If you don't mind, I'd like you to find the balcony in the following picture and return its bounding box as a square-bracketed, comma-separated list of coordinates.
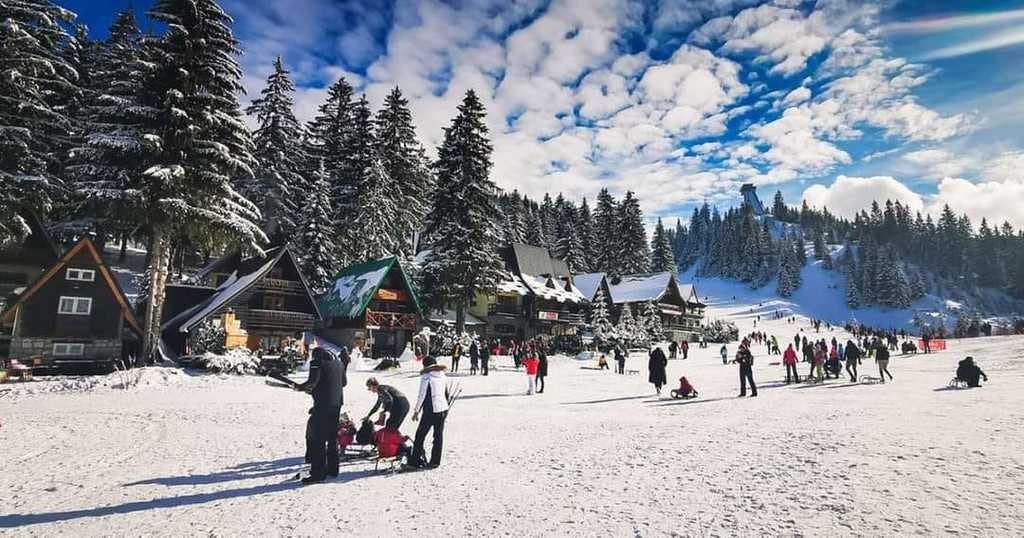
[366, 309, 418, 330]
[488, 303, 522, 317]
[244, 309, 315, 331]
[257, 278, 305, 294]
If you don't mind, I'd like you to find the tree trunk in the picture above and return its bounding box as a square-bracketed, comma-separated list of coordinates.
[142, 226, 171, 363]
[455, 301, 465, 336]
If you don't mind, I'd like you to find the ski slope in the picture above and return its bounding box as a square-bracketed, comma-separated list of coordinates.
[2, 301, 1023, 536]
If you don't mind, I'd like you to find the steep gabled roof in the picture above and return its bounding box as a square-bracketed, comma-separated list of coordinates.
[164, 246, 319, 333]
[572, 272, 607, 301]
[318, 257, 423, 319]
[608, 272, 674, 304]
[0, 237, 142, 334]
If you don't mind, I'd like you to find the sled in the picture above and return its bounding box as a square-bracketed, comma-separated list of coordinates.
[858, 375, 883, 384]
[947, 378, 968, 390]
[669, 389, 698, 400]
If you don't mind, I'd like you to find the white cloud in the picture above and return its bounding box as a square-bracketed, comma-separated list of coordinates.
[801, 175, 924, 218]
[929, 177, 1024, 229]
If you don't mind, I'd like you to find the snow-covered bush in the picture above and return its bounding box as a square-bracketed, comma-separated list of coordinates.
[704, 319, 739, 343]
[190, 319, 226, 354]
[203, 348, 260, 375]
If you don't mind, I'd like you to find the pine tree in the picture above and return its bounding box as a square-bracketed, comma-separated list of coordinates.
[577, 198, 597, 270]
[539, 193, 556, 248]
[305, 76, 356, 259]
[351, 157, 398, 259]
[616, 303, 639, 347]
[846, 267, 861, 309]
[588, 286, 615, 345]
[525, 207, 545, 247]
[650, 218, 676, 273]
[375, 86, 433, 254]
[420, 90, 505, 334]
[65, 6, 155, 249]
[593, 188, 618, 273]
[338, 94, 380, 264]
[795, 234, 808, 266]
[617, 191, 650, 276]
[641, 300, 664, 345]
[776, 237, 796, 297]
[298, 162, 337, 294]
[139, 0, 265, 360]
[245, 57, 304, 241]
[772, 190, 787, 220]
[0, 0, 79, 246]
[555, 216, 587, 273]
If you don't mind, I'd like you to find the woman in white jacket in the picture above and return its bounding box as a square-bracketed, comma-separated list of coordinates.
[410, 357, 450, 469]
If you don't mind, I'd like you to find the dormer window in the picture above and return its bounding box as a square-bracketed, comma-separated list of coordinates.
[66, 268, 95, 282]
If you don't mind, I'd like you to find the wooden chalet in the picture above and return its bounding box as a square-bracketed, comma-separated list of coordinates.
[317, 257, 423, 358]
[604, 272, 706, 342]
[160, 246, 320, 356]
[0, 237, 142, 370]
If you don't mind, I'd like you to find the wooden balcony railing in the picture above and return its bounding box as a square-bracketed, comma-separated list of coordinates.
[257, 278, 305, 294]
[366, 309, 418, 330]
[244, 309, 315, 330]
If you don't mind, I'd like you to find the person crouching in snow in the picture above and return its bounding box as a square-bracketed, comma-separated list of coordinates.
[783, 343, 799, 384]
[363, 378, 410, 430]
[523, 350, 540, 395]
[409, 357, 450, 469]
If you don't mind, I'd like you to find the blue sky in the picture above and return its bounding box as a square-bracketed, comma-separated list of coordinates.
[67, 0, 1024, 229]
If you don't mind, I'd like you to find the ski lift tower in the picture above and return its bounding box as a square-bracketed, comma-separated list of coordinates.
[740, 183, 766, 216]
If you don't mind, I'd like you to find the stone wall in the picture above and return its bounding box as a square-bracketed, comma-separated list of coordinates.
[9, 337, 122, 363]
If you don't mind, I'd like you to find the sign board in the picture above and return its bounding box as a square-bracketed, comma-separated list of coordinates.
[375, 288, 402, 301]
[537, 311, 559, 321]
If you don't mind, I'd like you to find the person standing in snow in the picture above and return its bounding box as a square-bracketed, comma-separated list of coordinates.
[295, 347, 346, 484]
[648, 345, 668, 395]
[844, 340, 861, 382]
[450, 341, 463, 373]
[668, 340, 678, 359]
[469, 341, 480, 375]
[409, 357, 450, 469]
[720, 344, 729, 365]
[536, 345, 548, 394]
[875, 342, 894, 383]
[733, 342, 757, 397]
[614, 345, 626, 375]
[813, 342, 827, 382]
[783, 343, 799, 384]
[681, 340, 689, 360]
[480, 341, 490, 376]
[523, 350, 540, 395]
[793, 334, 800, 352]
[363, 378, 410, 430]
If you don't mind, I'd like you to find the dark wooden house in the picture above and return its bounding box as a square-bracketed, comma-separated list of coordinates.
[160, 246, 320, 355]
[606, 272, 706, 342]
[0, 237, 142, 369]
[317, 257, 423, 358]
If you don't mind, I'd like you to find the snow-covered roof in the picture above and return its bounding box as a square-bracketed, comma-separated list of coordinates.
[172, 252, 282, 333]
[573, 272, 606, 301]
[520, 274, 587, 303]
[496, 271, 530, 296]
[608, 272, 673, 304]
[318, 257, 423, 319]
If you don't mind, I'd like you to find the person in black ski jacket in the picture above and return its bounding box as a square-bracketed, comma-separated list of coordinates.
[537, 347, 549, 393]
[956, 357, 988, 387]
[450, 342, 462, 373]
[844, 340, 861, 382]
[296, 347, 347, 484]
[614, 345, 626, 374]
[364, 378, 410, 430]
[875, 342, 893, 382]
[648, 346, 668, 395]
[469, 342, 480, 375]
[733, 343, 757, 397]
[480, 342, 490, 376]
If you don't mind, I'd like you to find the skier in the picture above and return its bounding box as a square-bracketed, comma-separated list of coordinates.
[733, 342, 757, 397]
[469, 341, 480, 375]
[844, 340, 861, 382]
[450, 341, 462, 373]
[875, 342, 893, 383]
[536, 344, 549, 393]
[295, 347, 346, 484]
[956, 357, 988, 387]
[409, 357, 450, 470]
[614, 345, 626, 374]
[720, 343, 729, 365]
[783, 343, 799, 384]
[648, 345, 668, 395]
[480, 341, 490, 376]
[363, 378, 410, 430]
[523, 350, 540, 395]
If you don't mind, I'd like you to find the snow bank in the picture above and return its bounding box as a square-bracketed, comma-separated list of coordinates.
[202, 348, 260, 375]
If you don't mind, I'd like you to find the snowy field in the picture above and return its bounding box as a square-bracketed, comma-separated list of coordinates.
[2, 310, 1024, 536]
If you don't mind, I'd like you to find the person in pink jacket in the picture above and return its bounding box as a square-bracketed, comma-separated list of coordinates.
[783, 344, 800, 384]
[813, 343, 827, 382]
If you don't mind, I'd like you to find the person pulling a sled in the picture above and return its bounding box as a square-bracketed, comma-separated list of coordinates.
[364, 378, 410, 430]
[409, 357, 450, 470]
[956, 357, 988, 387]
[295, 347, 347, 484]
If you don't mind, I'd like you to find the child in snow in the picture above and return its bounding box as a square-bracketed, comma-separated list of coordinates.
[523, 352, 540, 394]
[598, 354, 610, 370]
[672, 376, 698, 399]
[720, 344, 729, 365]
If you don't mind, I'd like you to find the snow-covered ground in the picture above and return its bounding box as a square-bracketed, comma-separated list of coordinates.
[2, 307, 1024, 536]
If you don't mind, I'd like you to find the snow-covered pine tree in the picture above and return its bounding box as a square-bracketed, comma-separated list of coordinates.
[304, 76, 356, 260]
[641, 300, 664, 345]
[813, 230, 827, 260]
[650, 217, 676, 273]
[555, 208, 587, 273]
[593, 188, 618, 273]
[795, 234, 808, 266]
[0, 0, 79, 246]
[616, 303, 639, 347]
[539, 193, 556, 249]
[525, 208, 546, 248]
[139, 0, 265, 361]
[616, 191, 650, 276]
[577, 198, 597, 271]
[776, 236, 795, 297]
[419, 90, 505, 334]
[846, 266, 861, 308]
[65, 6, 157, 249]
[298, 162, 337, 294]
[337, 94, 381, 264]
[351, 157, 398, 259]
[375, 86, 433, 254]
[245, 56, 305, 242]
[588, 286, 615, 345]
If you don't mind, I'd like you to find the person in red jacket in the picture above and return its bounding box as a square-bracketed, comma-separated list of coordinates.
[783, 343, 800, 384]
[522, 351, 540, 395]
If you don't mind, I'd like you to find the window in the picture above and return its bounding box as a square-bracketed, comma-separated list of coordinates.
[58, 296, 92, 315]
[66, 268, 95, 282]
[263, 294, 285, 309]
[53, 343, 85, 356]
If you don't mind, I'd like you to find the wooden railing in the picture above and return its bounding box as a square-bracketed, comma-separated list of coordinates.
[257, 278, 305, 294]
[366, 309, 418, 330]
[245, 309, 315, 330]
